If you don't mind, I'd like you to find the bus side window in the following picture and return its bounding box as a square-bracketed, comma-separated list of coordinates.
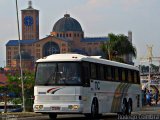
[128, 70, 132, 83]
[98, 64, 104, 80]
[115, 68, 119, 81]
[104, 66, 107, 81]
[82, 62, 90, 86]
[90, 63, 97, 79]
[131, 70, 134, 83]
[136, 71, 140, 84]
[122, 69, 125, 82]
[125, 70, 128, 82]
[105, 66, 112, 81]
[111, 67, 115, 81]
[134, 71, 137, 83]
[118, 68, 122, 81]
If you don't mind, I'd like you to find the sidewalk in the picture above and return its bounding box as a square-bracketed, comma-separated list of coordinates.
[141, 101, 160, 112]
[0, 112, 44, 118]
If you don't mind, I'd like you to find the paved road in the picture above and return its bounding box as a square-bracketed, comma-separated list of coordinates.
[19, 115, 116, 120]
[0, 106, 160, 120]
[2, 110, 160, 120]
[1, 114, 117, 120]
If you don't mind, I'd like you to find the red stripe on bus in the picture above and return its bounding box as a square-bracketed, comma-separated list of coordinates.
[47, 87, 60, 93]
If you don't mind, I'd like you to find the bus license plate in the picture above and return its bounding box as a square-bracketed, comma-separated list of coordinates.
[51, 106, 60, 110]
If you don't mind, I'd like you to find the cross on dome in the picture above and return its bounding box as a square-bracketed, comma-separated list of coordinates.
[28, 1, 32, 8]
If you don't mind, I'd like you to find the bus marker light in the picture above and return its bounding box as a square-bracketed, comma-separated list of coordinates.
[68, 105, 79, 110]
[73, 105, 79, 110]
[72, 56, 77, 58]
[34, 105, 43, 110]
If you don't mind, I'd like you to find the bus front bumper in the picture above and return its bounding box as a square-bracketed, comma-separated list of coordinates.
[33, 103, 83, 113]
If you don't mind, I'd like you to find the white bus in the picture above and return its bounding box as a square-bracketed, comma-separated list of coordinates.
[33, 54, 141, 119]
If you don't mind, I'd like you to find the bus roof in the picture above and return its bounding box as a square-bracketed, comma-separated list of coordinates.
[36, 53, 87, 62]
[36, 53, 139, 71]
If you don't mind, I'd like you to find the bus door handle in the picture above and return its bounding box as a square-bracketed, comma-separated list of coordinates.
[95, 81, 100, 90]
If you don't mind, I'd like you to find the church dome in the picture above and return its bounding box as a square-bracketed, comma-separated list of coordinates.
[52, 14, 83, 32]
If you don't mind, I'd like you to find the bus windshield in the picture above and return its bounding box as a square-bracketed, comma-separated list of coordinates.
[35, 62, 82, 86]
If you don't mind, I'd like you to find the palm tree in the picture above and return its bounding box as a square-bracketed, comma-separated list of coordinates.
[101, 33, 117, 60]
[101, 33, 137, 63]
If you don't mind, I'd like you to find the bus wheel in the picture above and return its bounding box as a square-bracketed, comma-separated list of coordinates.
[121, 98, 128, 115]
[49, 113, 57, 120]
[91, 98, 99, 118]
[127, 98, 132, 115]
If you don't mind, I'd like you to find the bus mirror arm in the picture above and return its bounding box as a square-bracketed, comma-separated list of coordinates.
[83, 82, 89, 87]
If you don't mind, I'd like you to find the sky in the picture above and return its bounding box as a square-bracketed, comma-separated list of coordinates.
[0, 0, 160, 67]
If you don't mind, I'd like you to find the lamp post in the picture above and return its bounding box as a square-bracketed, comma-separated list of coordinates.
[15, 0, 25, 112]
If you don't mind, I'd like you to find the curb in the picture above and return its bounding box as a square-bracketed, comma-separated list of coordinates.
[0, 112, 44, 118]
[141, 106, 160, 112]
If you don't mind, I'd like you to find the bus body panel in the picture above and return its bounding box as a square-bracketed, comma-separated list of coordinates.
[34, 81, 141, 114]
[34, 86, 83, 113]
[127, 84, 142, 111]
[87, 80, 141, 113]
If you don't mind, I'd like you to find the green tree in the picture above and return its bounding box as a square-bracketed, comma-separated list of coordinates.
[23, 71, 35, 111]
[2, 70, 35, 111]
[7, 74, 21, 97]
[101, 33, 137, 63]
[141, 64, 159, 73]
[0, 67, 4, 71]
[150, 64, 159, 73]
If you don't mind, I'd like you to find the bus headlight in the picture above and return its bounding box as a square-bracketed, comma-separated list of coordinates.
[34, 105, 43, 110]
[68, 105, 79, 110]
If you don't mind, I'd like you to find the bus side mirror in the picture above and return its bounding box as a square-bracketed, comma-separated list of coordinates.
[83, 80, 90, 87]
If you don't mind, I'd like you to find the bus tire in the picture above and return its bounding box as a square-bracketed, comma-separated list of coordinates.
[127, 98, 132, 115]
[121, 98, 128, 115]
[49, 113, 57, 120]
[91, 98, 99, 118]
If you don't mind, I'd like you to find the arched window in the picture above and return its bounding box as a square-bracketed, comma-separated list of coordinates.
[43, 42, 60, 57]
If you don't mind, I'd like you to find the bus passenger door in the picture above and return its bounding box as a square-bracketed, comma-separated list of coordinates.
[82, 62, 92, 113]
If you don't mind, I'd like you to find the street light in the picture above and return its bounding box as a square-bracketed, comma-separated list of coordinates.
[15, 0, 25, 112]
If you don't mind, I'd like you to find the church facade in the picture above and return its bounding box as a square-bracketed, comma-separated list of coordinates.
[6, 1, 131, 70]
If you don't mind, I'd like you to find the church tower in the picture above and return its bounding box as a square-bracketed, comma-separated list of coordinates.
[21, 1, 39, 40]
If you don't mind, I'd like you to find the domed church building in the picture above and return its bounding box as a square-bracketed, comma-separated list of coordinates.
[6, 1, 132, 70]
[5, 1, 108, 70]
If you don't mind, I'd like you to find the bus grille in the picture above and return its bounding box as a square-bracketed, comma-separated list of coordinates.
[36, 95, 77, 102]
